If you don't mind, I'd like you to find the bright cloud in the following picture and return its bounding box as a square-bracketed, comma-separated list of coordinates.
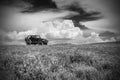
[1, 20, 117, 45]
[6, 29, 37, 40]
[66, 32, 104, 45]
[45, 20, 82, 39]
[104, 37, 116, 42]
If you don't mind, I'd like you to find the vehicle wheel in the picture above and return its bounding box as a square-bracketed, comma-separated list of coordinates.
[39, 42, 42, 45]
[44, 43, 47, 45]
[26, 40, 31, 45]
[27, 43, 30, 45]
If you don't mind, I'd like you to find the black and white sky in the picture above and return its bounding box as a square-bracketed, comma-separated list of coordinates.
[0, 0, 120, 45]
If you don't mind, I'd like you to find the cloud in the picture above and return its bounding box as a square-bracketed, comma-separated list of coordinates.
[0, 20, 82, 45]
[21, 0, 102, 23]
[87, 32, 104, 43]
[67, 32, 104, 44]
[62, 2, 102, 22]
[0, 29, 37, 45]
[99, 31, 116, 37]
[1, 20, 117, 45]
[72, 20, 89, 30]
[22, 0, 57, 12]
[116, 36, 120, 41]
[6, 29, 37, 40]
[104, 37, 116, 42]
[82, 19, 113, 31]
[99, 31, 118, 40]
[42, 20, 83, 40]
[71, 32, 118, 44]
[48, 31, 117, 45]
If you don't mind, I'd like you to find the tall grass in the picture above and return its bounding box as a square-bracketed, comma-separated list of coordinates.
[0, 43, 120, 80]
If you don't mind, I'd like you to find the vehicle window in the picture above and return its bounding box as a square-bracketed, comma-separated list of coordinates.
[36, 35, 40, 38]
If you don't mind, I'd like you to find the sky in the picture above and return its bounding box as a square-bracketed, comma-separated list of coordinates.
[0, 0, 120, 45]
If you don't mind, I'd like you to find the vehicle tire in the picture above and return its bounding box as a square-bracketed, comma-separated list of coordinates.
[39, 42, 42, 45]
[44, 43, 47, 45]
[26, 40, 31, 45]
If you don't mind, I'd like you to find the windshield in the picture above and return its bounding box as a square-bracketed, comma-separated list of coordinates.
[36, 35, 41, 38]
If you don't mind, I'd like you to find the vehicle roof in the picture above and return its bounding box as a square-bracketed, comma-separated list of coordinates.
[27, 35, 41, 38]
[27, 35, 40, 36]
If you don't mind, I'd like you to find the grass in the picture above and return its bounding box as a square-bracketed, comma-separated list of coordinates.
[0, 42, 120, 80]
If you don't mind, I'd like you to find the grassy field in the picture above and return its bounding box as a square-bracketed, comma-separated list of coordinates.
[0, 42, 120, 80]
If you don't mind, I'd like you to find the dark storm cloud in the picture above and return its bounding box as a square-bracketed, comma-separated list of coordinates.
[0, 0, 57, 12]
[22, 0, 57, 12]
[0, 0, 28, 7]
[0, 0, 15, 5]
[100, 31, 116, 37]
[61, 2, 102, 29]
[72, 20, 89, 30]
[99, 31, 119, 40]
[63, 2, 102, 21]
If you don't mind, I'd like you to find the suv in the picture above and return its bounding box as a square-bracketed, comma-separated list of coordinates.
[25, 35, 48, 45]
